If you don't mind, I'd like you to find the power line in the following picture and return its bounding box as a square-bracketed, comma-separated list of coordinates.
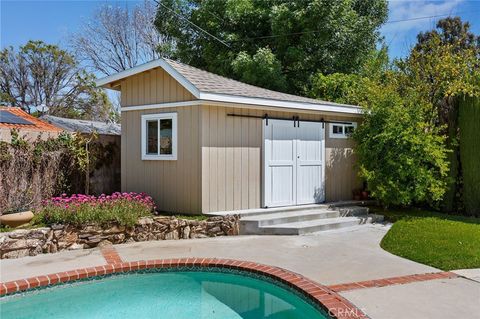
[153, 2, 477, 47]
[154, 0, 231, 48]
[229, 11, 479, 43]
[386, 12, 471, 24]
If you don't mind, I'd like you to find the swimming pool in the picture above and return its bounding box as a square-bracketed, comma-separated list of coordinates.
[1, 271, 329, 319]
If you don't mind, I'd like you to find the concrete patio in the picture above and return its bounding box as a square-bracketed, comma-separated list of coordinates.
[1, 224, 479, 319]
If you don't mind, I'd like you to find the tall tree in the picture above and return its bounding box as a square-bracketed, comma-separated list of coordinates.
[155, 0, 388, 94]
[0, 41, 114, 120]
[402, 17, 480, 125]
[399, 17, 480, 212]
[308, 46, 390, 105]
[459, 96, 480, 217]
[416, 17, 480, 54]
[71, 1, 165, 76]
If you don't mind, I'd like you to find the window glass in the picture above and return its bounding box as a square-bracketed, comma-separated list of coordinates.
[142, 113, 177, 160]
[345, 125, 355, 135]
[330, 122, 356, 139]
[160, 119, 173, 155]
[146, 120, 158, 155]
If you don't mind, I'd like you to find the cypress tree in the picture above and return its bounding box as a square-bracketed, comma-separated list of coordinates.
[459, 96, 480, 217]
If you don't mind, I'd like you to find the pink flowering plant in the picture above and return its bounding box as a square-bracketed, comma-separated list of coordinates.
[33, 192, 156, 227]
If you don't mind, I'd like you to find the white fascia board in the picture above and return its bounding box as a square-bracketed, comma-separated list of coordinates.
[96, 59, 200, 98]
[122, 97, 362, 115]
[199, 93, 362, 115]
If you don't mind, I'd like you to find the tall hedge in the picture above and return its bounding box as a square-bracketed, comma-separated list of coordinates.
[459, 96, 480, 217]
[441, 104, 460, 213]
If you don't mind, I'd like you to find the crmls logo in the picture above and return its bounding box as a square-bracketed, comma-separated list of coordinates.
[328, 307, 367, 317]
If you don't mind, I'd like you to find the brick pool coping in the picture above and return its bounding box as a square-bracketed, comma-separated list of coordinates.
[0, 257, 367, 319]
[327, 271, 458, 292]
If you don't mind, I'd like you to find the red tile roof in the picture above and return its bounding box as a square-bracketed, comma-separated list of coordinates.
[0, 107, 62, 132]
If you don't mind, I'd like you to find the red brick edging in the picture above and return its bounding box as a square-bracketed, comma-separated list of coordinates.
[100, 246, 123, 264]
[0, 257, 367, 319]
[328, 271, 458, 292]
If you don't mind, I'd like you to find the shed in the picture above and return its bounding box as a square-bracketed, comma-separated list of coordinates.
[97, 58, 363, 214]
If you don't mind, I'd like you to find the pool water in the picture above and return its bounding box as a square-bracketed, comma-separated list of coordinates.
[0, 271, 328, 319]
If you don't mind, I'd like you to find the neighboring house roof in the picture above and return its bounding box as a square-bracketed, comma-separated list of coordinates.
[0, 107, 62, 132]
[96, 58, 361, 115]
[41, 115, 121, 136]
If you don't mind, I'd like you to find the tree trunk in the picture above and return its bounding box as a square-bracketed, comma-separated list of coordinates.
[85, 142, 90, 195]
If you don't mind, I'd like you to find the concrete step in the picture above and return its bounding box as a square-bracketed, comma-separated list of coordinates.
[258, 215, 379, 235]
[240, 209, 340, 234]
[207, 201, 382, 236]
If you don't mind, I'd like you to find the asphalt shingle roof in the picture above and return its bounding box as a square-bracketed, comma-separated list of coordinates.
[97, 58, 360, 110]
[163, 59, 352, 107]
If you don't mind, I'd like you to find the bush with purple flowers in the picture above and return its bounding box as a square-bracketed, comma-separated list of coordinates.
[33, 192, 156, 226]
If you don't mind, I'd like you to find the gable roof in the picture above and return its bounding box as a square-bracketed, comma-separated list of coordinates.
[97, 58, 361, 114]
[0, 107, 62, 132]
[41, 115, 121, 136]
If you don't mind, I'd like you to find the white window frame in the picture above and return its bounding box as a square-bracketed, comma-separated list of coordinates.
[141, 112, 177, 160]
[329, 122, 357, 139]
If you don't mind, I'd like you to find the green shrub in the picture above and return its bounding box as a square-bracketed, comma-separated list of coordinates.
[353, 87, 450, 207]
[33, 193, 155, 227]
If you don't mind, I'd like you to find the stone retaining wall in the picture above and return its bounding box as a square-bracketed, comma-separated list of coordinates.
[0, 215, 239, 259]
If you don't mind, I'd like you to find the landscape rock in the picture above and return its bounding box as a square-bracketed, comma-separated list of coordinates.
[68, 243, 84, 250]
[165, 230, 179, 240]
[3, 248, 30, 258]
[8, 230, 29, 239]
[0, 214, 239, 259]
[182, 226, 190, 239]
[97, 240, 112, 248]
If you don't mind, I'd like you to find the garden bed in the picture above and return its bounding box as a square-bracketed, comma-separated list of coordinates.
[0, 192, 239, 259]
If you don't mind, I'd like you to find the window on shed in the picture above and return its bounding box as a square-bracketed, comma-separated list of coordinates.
[141, 113, 177, 160]
[329, 122, 357, 139]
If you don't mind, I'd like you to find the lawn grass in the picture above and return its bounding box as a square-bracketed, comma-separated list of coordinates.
[370, 207, 480, 271]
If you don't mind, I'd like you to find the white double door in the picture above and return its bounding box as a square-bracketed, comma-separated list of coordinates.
[263, 119, 325, 207]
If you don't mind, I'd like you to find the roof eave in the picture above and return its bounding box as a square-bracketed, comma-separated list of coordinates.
[199, 93, 362, 115]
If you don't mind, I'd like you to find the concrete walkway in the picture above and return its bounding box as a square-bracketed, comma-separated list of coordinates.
[1, 224, 479, 319]
[452, 268, 480, 283]
[113, 224, 438, 285]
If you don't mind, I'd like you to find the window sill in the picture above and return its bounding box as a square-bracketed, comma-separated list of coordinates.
[141, 155, 177, 161]
[329, 135, 351, 139]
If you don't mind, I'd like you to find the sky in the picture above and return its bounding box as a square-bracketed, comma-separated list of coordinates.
[1, 0, 480, 62]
